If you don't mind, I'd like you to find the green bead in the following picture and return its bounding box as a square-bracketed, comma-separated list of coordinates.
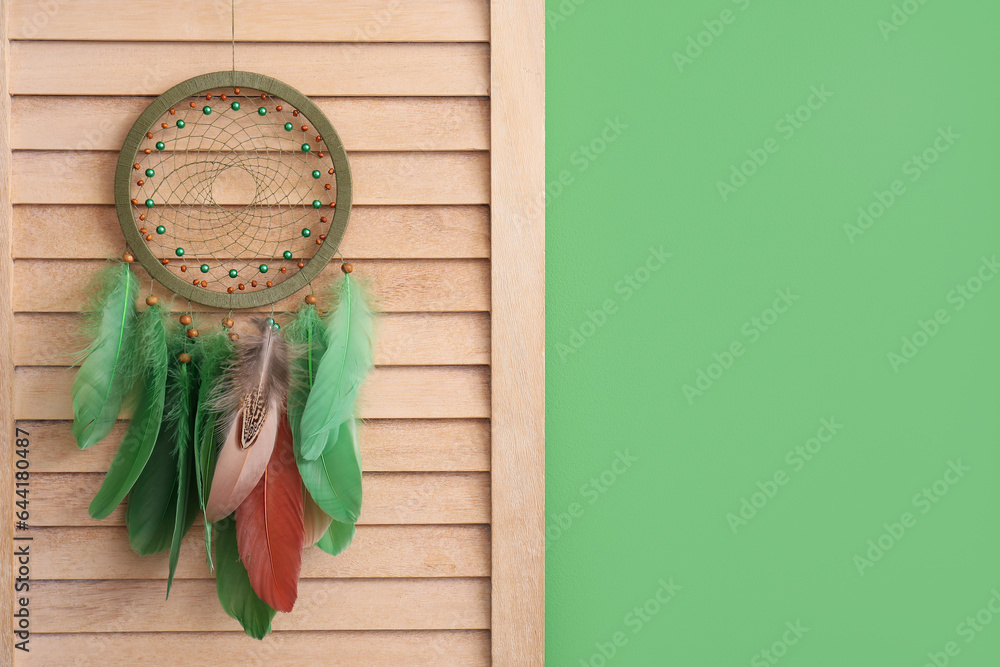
[311, 200, 321, 209]
[283, 250, 293, 260]
[231, 101, 240, 110]
[156, 225, 166, 234]
[258, 107, 267, 116]
[145, 168, 154, 178]
[203, 106, 212, 115]
[155, 141, 165, 150]
[145, 199, 155, 208]
[301, 143, 311, 153]
[176, 119, 185, 128]
[229, 269, 238, 278]
[200, 264, 210, 273]
[259, 264, 269, 274]
[284, 122, 293, 131]
[265, 317, 276, 327]
[301, 228, 311, 238]
[175, 248, 185, 257]
[312, 170, 321, 179]
[272, 322, 280, 330]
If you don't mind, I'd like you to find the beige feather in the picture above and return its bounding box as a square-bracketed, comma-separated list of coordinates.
[205, 400, 280, 522]
[302, 489, 334, 546]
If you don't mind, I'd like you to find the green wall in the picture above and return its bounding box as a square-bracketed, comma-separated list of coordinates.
[545, 0, 1000, 664]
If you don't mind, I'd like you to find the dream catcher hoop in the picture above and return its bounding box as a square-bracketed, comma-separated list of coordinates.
[116, 70, 353, 308]
[71, 68, 374, 640]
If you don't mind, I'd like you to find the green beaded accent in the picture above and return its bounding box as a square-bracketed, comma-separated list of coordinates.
[145, 168, 155, 178]
[283, 250, 293, 260]
[284, 122, 293, 131]
[145, 199, 155, 208]
[175, 248, 185, 257]
[311, 200, 322, 209]
[203, 106, 212, 115]
[301, 143, 311, 152]
[301, 228, 311, 238]
[156, 225, 166, 234]
[229, 269, 238, 278]
[265, 317, 276, 327]
[176, 119, 186, 128]
[257, 107, 267, 116]
[200, 264, 210, 273]
[259, 264, 269, 273]
[312, 170, 321, 179]
[231, 101, 241, 110]
[155, 141, 165, 150]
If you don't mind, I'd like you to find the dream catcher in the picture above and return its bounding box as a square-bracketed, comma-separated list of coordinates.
[70, 70, 374, 639]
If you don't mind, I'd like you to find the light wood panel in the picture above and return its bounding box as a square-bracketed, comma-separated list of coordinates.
[9, 0, 490, 43]
[32, 525, 489, 580]
[11, 96, 490, 151]
[30, 472, 490, 527]
[13, 204, 490, 259]
[13, 259, 491, 313]
[19, 418, 490, 473]
[11, 42, 490, 96]
[15, 365, 490, 420]
[490, 1, 546, 663]
[20, 631, 490, 666]
[15, 312, 490, 366]
[12, 150, 490, 205]
[30, 578, 490, 632]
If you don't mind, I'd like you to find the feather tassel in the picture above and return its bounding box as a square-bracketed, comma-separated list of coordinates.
[205, 320, 291, 522]
[71, 260, 140, 450]
[215, 516, 277, 639]
[298, 274, 374, 460]
[88, 303, 168, 520]
[302, 489, 333, 547]
[235, 412, 305, 613]
[166, 336, 198, 598]
[316, 518, 356, 557]
[297, 418, 362, 524]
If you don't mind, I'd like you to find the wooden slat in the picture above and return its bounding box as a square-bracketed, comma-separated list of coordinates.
[32, 525, 489, 580]
[30, 472, 490, 527]
[15, 312, 490, 366]
[491, 1, 546, 663]
[30, 578, 490, 632]
[11, 96, 490, 151]
[21, 419, 490, 473]
[0, 3, 16, 664]
[12, 204, 490, 259]
[12, 150, 490, 205]
[18, 631, 490, 666]
[11, 42, 490, 96]
[13, 259, 491, 313]
[15, 365, 490, 420]
[9, 0, 490, 43]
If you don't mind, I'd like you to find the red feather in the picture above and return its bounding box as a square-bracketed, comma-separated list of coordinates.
[235, 411, 304, 612]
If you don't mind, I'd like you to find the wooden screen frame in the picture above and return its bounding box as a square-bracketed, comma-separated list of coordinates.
[0, 1, 545, 663]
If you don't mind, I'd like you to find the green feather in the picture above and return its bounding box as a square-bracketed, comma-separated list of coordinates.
[88, 304, 168, 520]
[316, 518, 356, 556]
[166, 343, 198, 599]
[215, 517, 276, 639]
[285, 304, 326, 457]
[297, 418, 362, 523]
[299, 274, 374, 460]
[71, 261, 140, 450]
[125, 332, 198, 558]
[192, 331, 234, 571]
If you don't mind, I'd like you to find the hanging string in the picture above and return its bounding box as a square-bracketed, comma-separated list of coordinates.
[231, 0, 236, 72]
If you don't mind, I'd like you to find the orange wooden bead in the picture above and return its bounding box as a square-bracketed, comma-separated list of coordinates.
[305, 294, 317, 305]
[316, 135, 321, 142]
[238, 283, 245, 290]
[146, 132, 154, 139]
[180, 265, 187, 272]
[292, 109, 299, 116]
[320, 216, 328, 223]
[276, 105, 283, 111]
[229, 333, 240, 342]
[186, 328, 199, 338]
[227, 286, 235, 293]
[131, 198, 139, 205]
[133, 163, 141, 170]
[200, 280, 207, 287]
[261, 93, 268, 100]
[122, 252, 135, 263]
[301, 125, 308, 132]
[161, 259, 170, 265]
[139, 227, 147, 234]
[328, 168, 335, 174]
[251, 280, 258, 287]
[145, 296, 159, 306]
[190, 101, 197, 108]
[179, 314, 192, 325]
[329, 201, 336, 207]
[178, 352, 192, 363]
[192, 278, 200, 285]
[317, 152, 324, 158]
[319, 234, 326, 240]
[161, 123, 169, 129]
[325, 183, 332, 190]
[315, 239, 322, 245]
[169, 108, 176, 115]
[297, 262, 304, 268]
[341, 262, 353, 274]
[139, 214, 146, 221]
[221, 94, 227, 101]
[146, 234, 153, 241]
[137, 180, 144, 186]
[265, 281, 273, 287]
[206, 93, 212, 100]
[144, 148, 151, 154]
[222, 317, 234, 328]
[234, 88, 241, 94]
[280, 266, 288, 272]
